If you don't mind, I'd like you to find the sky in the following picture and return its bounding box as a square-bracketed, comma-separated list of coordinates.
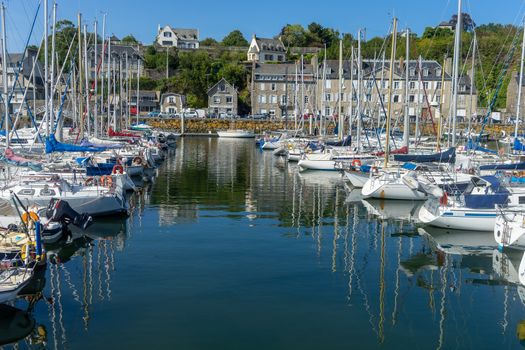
[3, 0, 525, 52]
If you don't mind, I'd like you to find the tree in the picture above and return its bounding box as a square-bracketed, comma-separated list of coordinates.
[121, 34, 139, 45]
[200, 37, 219, 46]
[279, 24, 308, 47]
[221, 30, 249, 47]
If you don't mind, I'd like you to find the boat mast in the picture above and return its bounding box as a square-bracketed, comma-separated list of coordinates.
[107, 36, 111, 132]
[320, 44, 326, 137]
[349, 47, 354, 139]
[77, 12, 83, 138]
[338, 39, 343, 140]
[403, 28, 410, 149]
[50, 1, 56, 136]
[112, 54, 116, 130]
[437, 55, 446, 151]
[450, 0, 462, 146]
[294, 62, 298, 130]
[515, 18, 525, 139]
[384, 17, 397, 168]
[94, 19, 98, 138]
[136, 51, 140, 125]
[83, 24, 90, 136]
[356, 29, 362, 153]
[100, 14, 105, 135]
[378, 50, 385, 128]
[1, 2, 8, 146]
[416, 55, 422, 143]
[468, 33, 476, 140]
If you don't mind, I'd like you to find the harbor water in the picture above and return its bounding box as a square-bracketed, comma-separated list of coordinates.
[8, 137, 525, 349]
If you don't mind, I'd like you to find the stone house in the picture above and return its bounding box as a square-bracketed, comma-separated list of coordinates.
[247, 35, 286, 63]
[87, 43, 143, 80]
[251, 62, 316, 118]
[156, 25, 199, 49]
[207, 78, 238, 117]
[160, 93, 185, 115]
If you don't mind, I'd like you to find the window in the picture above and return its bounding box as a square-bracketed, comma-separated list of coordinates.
[381, 81, 387, 89]
[435, 95, 441, 103]
[277, 55, 283, 62]
[271, 83, 276, 91]
[260, 109, 267, 114]
[214, 96, 221, 104]
[226, 96, 233, 103]
[340, 93, 345, 102]
[304, 96, 309, 104]
[270, 95, 277, 104]
[423, 82, 429, 90]
[366, 81, 373, 89]
[258, 95, 266, 103]
[436, 68, 442, 76]
[393, 81, 400, 90]
[163, 32, 172, 38]
[409, 95, 415, 103]
[220, 84, 226, 92]
[436, 82, 442, 90]
[423, 68, 429, 77]
[162, 41, 173, 46]
[409, 81, 415, 89]
[325, 93, 331, 102]
[393, 95, 399, 103]
[260, 83, 265, 91]
[325, 80, 331, 89]
[410, 68, 416, 76]
[325, 107, 331, 116]
[264, 54, 273, 61]
[17, 189, 35, 196]
[168, 107, 175, 113]
[281, 95, 287, 105]
[168, 96, 175, 104]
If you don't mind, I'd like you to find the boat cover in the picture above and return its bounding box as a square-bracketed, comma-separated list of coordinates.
[45, 134, 106, 153]
[108, 127, 140, 138]
[479, 162, 525, 171]
[463, 175, 509, 209]
[393, 147, 456, 164]
[375, 146, 408, 157]
[326, 135, 352, 147]
[514, 138, 525, 152]
[80, 138, 123, 149]
[467, 139, 497, 154]
[1, 148, 42, 171]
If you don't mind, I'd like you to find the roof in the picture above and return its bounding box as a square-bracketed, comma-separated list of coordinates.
[0, 48, 44, 87]
[207, 78, 237, 94]
[160, 92, 185, 103]
[254, 36, 285, 53]
[254, 62, 314, 75]
[169, 26, 199, 40]
[88, 44, 143, 60]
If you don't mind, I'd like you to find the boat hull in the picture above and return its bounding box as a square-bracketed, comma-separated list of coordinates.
[418, 200, 496, 231]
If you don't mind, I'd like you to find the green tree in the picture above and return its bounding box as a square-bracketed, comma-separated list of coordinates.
[200, 37, 219, 46]
[221, 30, 249, 47]
[121, 34, 139, 44]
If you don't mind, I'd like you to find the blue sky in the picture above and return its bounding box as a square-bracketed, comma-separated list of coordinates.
[4, 0, 525, 52]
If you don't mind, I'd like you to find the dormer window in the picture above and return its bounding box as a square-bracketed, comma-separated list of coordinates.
[435, 68, 442, 76]
[423, 68, 429, 77]
[409, 68, 416, 76]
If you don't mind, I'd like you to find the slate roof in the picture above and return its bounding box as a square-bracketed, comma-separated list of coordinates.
[169, 27, 199, 41]
[255, 37, 285, 53]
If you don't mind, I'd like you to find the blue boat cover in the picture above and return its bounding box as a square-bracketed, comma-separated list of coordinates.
[467, 139, 497, 154]
[514, 138, 525, 151]
[45, 134, 106, 154]
[326, 135, 352, 147]
[479, 162, 525, 171]
[463, 176, 510, 209]
[393, 147, 456, 164]
[80, 138, 123, 149]
[402, 163, 418, 170]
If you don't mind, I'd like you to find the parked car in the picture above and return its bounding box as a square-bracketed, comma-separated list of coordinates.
[183, 111, 198, 118]
[147, 110, 161, 118]
[250, 113, 269, 120]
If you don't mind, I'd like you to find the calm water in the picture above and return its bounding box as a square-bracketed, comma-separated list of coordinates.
[4, 137, 525, 349]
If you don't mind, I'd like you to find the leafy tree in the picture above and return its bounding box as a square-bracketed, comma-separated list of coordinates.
[200, 37, 219, 46]
[121, 34, 139, 44]
[221, 30, 249, 47]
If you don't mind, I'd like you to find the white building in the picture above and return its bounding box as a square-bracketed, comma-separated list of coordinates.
[156, 25, 199, 49]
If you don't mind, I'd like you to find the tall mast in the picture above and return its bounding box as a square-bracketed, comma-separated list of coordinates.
[136, 53, 140, 125]
[515, 19, 525, 139]
[94, 20, 98, 138]
[349, 47, 354, 139]
[416, 55, 422, 142]
[1, 3, 8, 146]
[119, 55, 123, 130]
[126, 51, 129, 129]
[378, 51, 386, 128]
[44, 1, 49, 137]
[100, 14, 105, 134]
[49, 1, 56, 135]
[403, 28, 410, 148]
[106, 36, 111, 131]
[384, 17, 397, 168]
[337, 39, 343, 140]
[356, 29, 362, 153]
[468, 34, 476, 140]
[83, 24, 90, 136]
[112, 55, 116, 130]
[301, 54, 306, 134]
[294, 62, 298, 130]
[437, 55, 446, 151]
[320, 44, 326, 137]
[77, 13, 83, 137]
[451, 0, 462, 146]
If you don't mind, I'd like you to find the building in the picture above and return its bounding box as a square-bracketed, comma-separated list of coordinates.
[251, 62, 316, 118]
[0, 47, 45, 116]
[130, 91, 160, 114]
[156, 25, 199, 49]
[247, 35, 286, 63]
[87, 43, 143, 80]
[249, 58, 476, 124]
[207, 78, 238, 117]
[160, 93, 185, 115]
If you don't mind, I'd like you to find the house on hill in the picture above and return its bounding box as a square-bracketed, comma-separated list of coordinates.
[156, 25, 199, 49]
[247, 35, 286, 63]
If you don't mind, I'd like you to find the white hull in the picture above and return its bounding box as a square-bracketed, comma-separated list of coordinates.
[217, 130, 255, 138]
[361, 176, 428, 200]
[494, 212, 525, 249]
[344, 171, 369, 188]
[418, 200, 496, 231]
[298, 159, 337, 171]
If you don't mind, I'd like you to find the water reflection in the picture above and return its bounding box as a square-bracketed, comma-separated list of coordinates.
[3, 138, 525, 348]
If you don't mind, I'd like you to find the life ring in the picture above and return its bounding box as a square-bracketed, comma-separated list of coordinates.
[351, 159, 362, 168]
[133, 156, 143, 165]
[84, 177, 94, 186]
[112, 164, 124, 174]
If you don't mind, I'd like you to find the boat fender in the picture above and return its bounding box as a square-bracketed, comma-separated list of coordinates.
[133, 156, 143, 165]
[20, 242, 35, 261]
[439, 192, 448, 206]
[85, 177, 94, 186]
[112, 164, 124, 175]
[371, 166, 379, 175]
[351, 159, 362, 168]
